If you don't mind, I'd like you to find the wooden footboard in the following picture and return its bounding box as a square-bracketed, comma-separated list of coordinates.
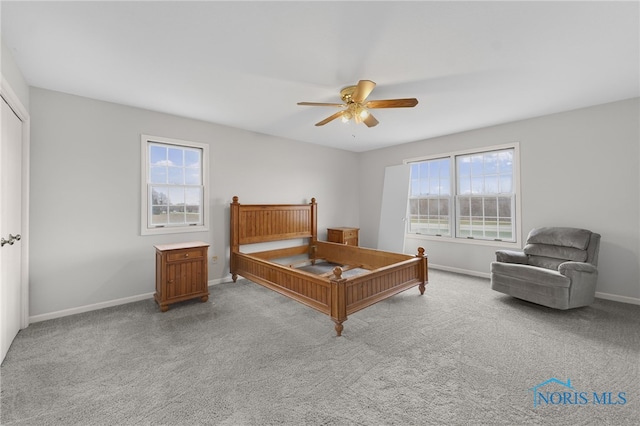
[345, 256, 427, 315]
[327, 247, 427, 335]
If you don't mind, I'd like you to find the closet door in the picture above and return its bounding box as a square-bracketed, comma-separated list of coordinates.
[1, 97, 23, 363]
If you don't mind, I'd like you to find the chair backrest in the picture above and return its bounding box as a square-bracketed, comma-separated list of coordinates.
[523, 227, 599, 270]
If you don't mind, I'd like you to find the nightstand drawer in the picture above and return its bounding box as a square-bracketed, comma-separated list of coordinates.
[167, 248, 206, 262]
[343, 229, 358, 239]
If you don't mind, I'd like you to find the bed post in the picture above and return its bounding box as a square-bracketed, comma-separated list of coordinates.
[330, 266, 347, 336]
[416, 247, 427, 295]
[310, 197, 317, 244]
[309, 197, 318, 265]
[230, 196, 240, 282]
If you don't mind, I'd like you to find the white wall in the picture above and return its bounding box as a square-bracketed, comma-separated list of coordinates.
[359, 98, 640, 302]
[1, 39, 29, 110]
[29, 88, 360, 317]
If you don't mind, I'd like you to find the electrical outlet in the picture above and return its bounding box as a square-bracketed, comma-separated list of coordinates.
[211, 256, 218, 263]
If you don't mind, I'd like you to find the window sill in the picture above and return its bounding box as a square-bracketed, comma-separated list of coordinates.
[141, 225, 208, 236]
[405, 233, 521, 249]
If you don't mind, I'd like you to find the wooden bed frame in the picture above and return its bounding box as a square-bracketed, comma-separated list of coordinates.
[230, 196, 428, 336]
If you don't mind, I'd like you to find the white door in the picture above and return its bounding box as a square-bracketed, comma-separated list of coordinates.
[1, 97, 23, 363]
[377, 164, 410, 253]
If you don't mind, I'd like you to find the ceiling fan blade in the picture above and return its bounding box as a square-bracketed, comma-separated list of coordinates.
[363, 113, 379, 128]
[364, 98, 419, 109]
[315, 110, 345, 126]
[351, 80, 376, 103]
[297, 102, 346, 107]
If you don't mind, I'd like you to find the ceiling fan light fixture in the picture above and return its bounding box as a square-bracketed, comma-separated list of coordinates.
[343, 103, 368, 124]
[297, 80, 418, 128]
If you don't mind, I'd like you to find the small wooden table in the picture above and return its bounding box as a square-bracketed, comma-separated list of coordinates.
[154, 241, 210, 312]
[327, 227, 359, 246]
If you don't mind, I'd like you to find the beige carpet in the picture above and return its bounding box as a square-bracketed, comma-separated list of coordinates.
[1, 270, 639, 425]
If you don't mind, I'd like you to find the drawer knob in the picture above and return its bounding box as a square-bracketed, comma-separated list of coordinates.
[185, 253, 189, 257]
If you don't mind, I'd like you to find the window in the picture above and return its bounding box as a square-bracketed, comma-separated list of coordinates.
[141, 135, 209, 235]
[407, 144, 519, 243]
[456, 150, 515, 241]
[408, 158, 451, 236]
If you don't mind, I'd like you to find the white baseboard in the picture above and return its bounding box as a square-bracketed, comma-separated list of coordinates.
[29, 279, 233, 324]
[209, 277, 232, 286]
[595, 291, 640, 305]
[429, 263, 491, 279]
[29, 292, 155, 323]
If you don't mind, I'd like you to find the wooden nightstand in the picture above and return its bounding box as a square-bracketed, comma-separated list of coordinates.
[327, 227, 359, 246]
[154, 241, 210, 312]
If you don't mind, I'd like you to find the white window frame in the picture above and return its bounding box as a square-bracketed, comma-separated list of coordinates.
[407, 157, 452, 237]
[405, 142, 522, 247]
[140, 134, 209, 236]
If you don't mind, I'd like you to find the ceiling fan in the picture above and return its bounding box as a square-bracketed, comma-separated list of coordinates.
[297, 80, 418, 127]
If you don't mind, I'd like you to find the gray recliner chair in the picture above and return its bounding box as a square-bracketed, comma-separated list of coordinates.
[490, 227, 600, 309]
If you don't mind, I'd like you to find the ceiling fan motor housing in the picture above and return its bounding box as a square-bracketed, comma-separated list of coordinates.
[340, 85, 358, 103]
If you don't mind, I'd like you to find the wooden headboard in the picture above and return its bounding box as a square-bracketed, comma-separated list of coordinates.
[230, 196, 318, 250]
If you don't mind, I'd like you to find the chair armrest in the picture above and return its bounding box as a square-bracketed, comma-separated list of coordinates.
[558, 261, 598, 275]
[495, 250, 528, 264]
[559, 261, 598, 307]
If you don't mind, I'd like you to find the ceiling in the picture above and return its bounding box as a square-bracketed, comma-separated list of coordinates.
[2, 1, 638, 153]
